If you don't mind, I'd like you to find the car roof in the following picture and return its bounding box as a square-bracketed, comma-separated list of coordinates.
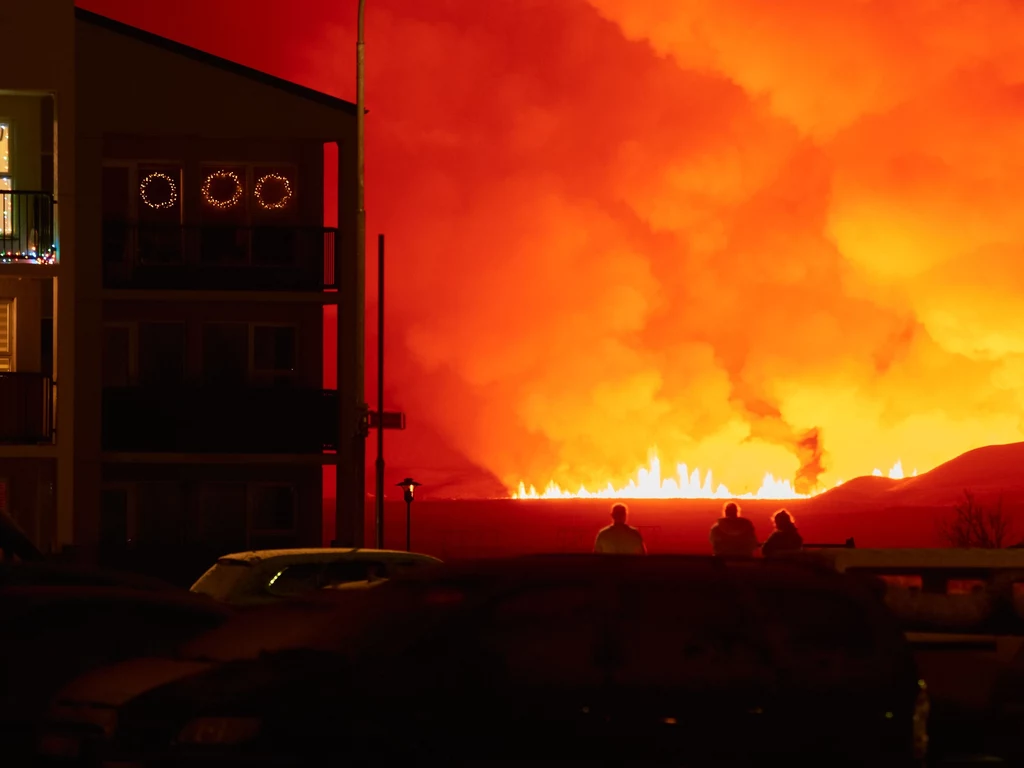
[215, 548, 443, 567]
[811, 548, 1024, 570]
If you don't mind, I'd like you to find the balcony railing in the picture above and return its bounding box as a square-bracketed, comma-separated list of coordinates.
[0, 191, 57, 264]
[102, 224, 337, 291]
[102, 386, 339, 453]
[0, 373, 55, 444]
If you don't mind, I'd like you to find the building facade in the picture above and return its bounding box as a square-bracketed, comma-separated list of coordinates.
[2, 1, 364, 580]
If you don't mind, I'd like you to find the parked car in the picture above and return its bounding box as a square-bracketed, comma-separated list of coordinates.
[802, 547, 1024, 760]
[0, 586, 231, 765]
[189, 547, 442, 606]
[36, 590, 372, 767]
[89, 555, 928, 767]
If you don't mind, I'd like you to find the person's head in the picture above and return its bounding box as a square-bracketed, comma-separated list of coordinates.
[723, 502, 740, 519]
[611, 503, 628, 525]
[773, 509, 794, 529]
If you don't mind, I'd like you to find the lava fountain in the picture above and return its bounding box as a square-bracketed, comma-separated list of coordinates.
[513, 455, 916, 500]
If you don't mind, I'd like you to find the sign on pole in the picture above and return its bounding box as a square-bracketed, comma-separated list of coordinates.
[368, 411, 406, 430]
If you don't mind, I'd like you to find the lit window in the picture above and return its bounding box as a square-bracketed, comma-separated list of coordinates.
[0, 299, 12, 370]
[1, 123, 10, 236]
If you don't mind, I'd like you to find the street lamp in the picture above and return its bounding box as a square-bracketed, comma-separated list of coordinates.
[397, 477, 421, 552]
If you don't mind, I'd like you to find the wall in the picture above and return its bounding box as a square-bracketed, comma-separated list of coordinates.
[6, 1, 76, 92]
[74, 12, 359, 550]
[74, 18, 354, 141]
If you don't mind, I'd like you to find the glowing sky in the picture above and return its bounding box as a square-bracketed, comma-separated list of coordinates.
[85, 0, 1024, 497]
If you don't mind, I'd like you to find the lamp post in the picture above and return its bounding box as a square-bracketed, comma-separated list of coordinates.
[351, 0, 369, 546]
[397, 477, 421, 552]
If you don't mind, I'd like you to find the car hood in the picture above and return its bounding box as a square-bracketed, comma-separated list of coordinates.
[51, 657, 215, 712]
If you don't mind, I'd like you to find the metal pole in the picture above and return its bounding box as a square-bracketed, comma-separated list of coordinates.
[351, 0, 368, 546]
[406, 499, 411, 552]
[374, 234, 385, 549]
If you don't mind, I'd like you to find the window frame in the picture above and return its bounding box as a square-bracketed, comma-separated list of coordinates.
[102, 321, 138, 386]
[197, 481, 299, 550]
[99, 482, 138, 548]
[198, 481, 250, 549]
[248, 482, 298, 535]
[1, 121, 11, 237]
[102, 159, 185, 222]
[198, 162, 299, 223]
[249, 322, 298, 379]
[136, 320, 187, 386]
[0, 297, 14, 371]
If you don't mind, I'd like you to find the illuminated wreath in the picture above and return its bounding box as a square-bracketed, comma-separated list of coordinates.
[202, 170, 243, 209]
[254, 173, 294, 210]
[139, 172, 178, 210]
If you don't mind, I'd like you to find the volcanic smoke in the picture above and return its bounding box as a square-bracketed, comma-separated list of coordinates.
[87, 0, 1024, 498]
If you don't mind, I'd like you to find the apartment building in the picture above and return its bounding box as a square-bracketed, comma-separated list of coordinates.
[3, 1, 364, 579]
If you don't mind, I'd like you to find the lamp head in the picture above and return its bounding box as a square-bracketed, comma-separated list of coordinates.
[397, 477, 421, 502]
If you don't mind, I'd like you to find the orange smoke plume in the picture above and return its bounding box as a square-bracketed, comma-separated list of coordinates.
[85, 0, 1024, 497]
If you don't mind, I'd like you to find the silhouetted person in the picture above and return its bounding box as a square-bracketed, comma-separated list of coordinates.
[761, 509, 803, 558]
[594, 503, 647, 554]
[709, 502, 758, 557]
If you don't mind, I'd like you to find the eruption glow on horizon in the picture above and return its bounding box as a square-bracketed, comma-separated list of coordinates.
[512, 455, 916, 500]
[86, 0, 1024, 499]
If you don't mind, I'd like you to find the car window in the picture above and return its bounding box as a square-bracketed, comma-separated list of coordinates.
[267, 563, 324, 597]
[386, 559, 435, 577]
[322, 559, 382, 586]
[190, 559, 254, 601]
[615, 585, 767, 686]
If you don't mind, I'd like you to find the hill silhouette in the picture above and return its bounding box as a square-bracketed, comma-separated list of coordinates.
[810, 441, 1024, 509]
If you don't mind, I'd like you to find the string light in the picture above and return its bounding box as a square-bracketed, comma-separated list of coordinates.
[1, 245, 57, 264]
[202, 169, 243, 209]
[254, 173, 293, 210]
[139, 171, 178, 210]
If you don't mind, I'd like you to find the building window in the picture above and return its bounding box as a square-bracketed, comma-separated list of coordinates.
[100, 485, 134, 551]
[0, 298, 13, 371]
[252, 325, 296, 378]
[102, 323, 136, 386]
[138, 322, 186, 386]
[1, 123, 11, 236]
[202, 323, 249, 387]
[102, 165, 131, 264]
[250, 483, 296, 533]
[137, 165, 183, 264]
[199, 482, 248, 553]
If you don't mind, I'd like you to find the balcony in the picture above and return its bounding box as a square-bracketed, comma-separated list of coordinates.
[102, 386, 339, 453]
[0, 191, 57, 264]
[0, 373, 55, 444]
[102, 225, 337, 291]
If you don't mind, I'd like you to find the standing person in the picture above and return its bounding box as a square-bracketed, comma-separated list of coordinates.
[709, 502, 758, 557]
[761, 509, 803, 557]
[594, 503, 647, 554]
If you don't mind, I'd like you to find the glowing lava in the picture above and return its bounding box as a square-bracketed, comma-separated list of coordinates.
[513, 455, 917, 500]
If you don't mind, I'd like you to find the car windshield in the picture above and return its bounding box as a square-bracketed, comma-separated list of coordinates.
[190, 559, 256, 601]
